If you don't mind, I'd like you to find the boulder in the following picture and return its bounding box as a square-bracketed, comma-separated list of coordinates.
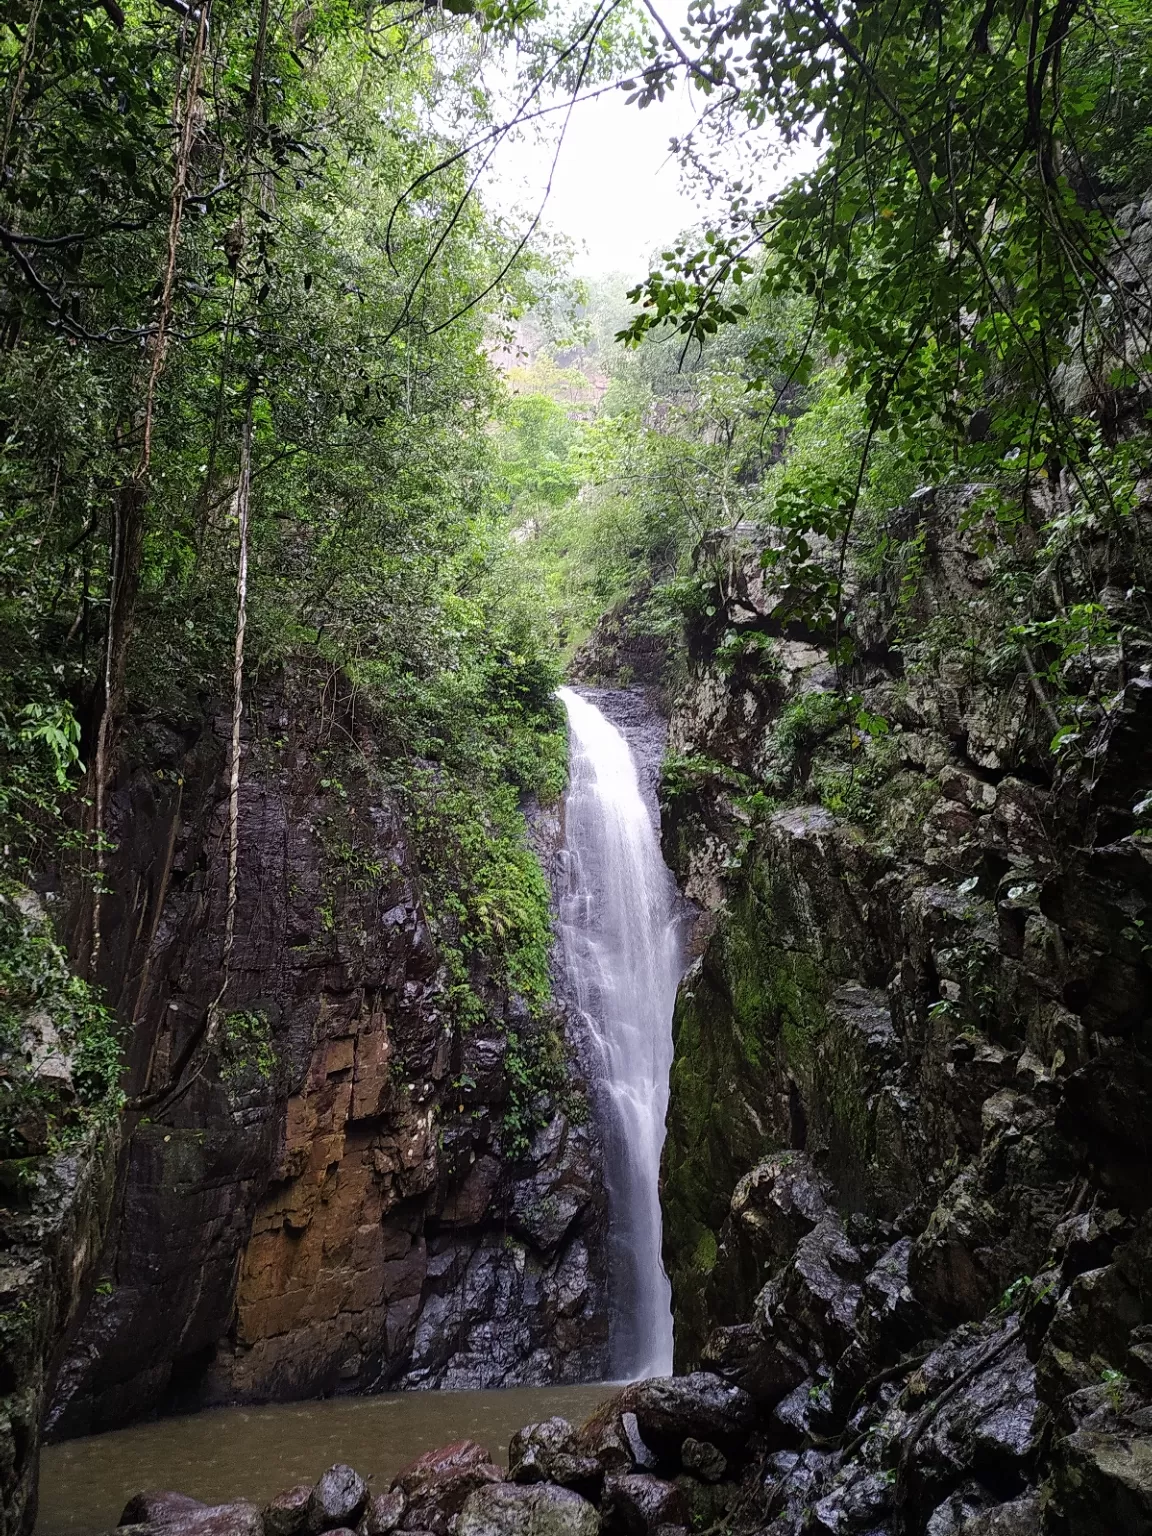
[925, 1484, 1000, 1534]
[701, 1323, 808, 1408]
[394, 1440, 504, 1534]
[1048, 1429, 1152, 1535]
[960, 1496, 1041, 1533]
[509, 1418, 603, 1498]
[265, 1485, 313, 1536]
[808, 1467, 894, 1534]
[360, 1490, 407, 1535]
[716, 1154, 830, 1318]
[457, 1481, 600, 1536]
[575, 1373, 754, 1472]
[307, 1465, 369, 1534]
[119, 1493, 208, 1525]
[601, 1475, 688, 1536]
[753, 1214, 864, 1372]
[117, 1492, 263, 1535]
[679, 1439, 726, 1483]
[116, 1501, 263, 1535]
[914, 1333, 1039, 1504]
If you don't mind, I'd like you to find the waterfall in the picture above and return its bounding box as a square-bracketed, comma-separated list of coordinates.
[555, 686, 685, 1380]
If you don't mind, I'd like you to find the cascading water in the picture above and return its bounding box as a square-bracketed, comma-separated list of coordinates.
[555, 686, 686, 1380]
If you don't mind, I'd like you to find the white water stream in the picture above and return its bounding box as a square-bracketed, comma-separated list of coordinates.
[555, 686, 686, 1379]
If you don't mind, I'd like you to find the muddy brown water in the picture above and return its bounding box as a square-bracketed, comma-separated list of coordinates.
[36, 1385, 614, 1536]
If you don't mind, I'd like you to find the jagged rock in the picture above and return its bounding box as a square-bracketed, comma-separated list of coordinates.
[701, 1322, 809, 1407]
[306, 1465, 368, 1533]
[728, 1154, 828, 1274]
[680, 1438, 726, 1482]
[1047, 1429, 1152, 1534]
[264, 1484, 313, 1536]
[509, 1419, 603, 1499]
[961, 1495, 1040, 1533]
[758, 1212, 864, 1367]
[809, 1465, 894, 1533]
[119, 1493, 208, 1525]
[769, 1381, 816, 1446]
[860, 1237, 926, 1352]
[601, 1473, 688, 1536]
[762, 1449, 839, 1532]
[874, 1326, 1040, 1529]
[457, 1481, 601, 1536]
[116, 1495, 263, 1534]
[925, 1486, 1041, 1534]
[394, 1440, 504, 1534]
[575, 1373, 754, 1472]
[926, 1482, 999, 1535]
[1037, 1226, 1152, 1414]
[360, 1491, 407, 1536]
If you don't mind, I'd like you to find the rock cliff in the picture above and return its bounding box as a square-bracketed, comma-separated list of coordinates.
[46, 663, 608, 1438]
[649, 470, 1152, 1527]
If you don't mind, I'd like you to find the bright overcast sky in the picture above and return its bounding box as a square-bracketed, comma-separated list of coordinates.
[487, 79, 707, 279]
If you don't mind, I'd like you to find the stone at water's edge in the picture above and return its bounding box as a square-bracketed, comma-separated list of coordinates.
[573, 1373, 754, 1473]
[98, 1359, 1145, 1536]
[359, 1490, 407, 1536]
[507, 1419, 603, 1500]
[306, 1465, 368, 1532]
[262, 1483, 313, 1536]
[393, 1440, 504, 1535]
[457, 1482, 601, 1536]
[115, 1497, 264, 1535]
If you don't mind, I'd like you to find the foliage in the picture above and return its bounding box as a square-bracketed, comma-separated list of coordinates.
[501, 1018, 582, 1156]
[500, 282, 821, 653]
[613, 0, 1152, 727]
[0, 888, 122, 1159]
[219, 1009, 276, 1087]
[0, 0, 618, 1111]
[404, 772, 557, 1026]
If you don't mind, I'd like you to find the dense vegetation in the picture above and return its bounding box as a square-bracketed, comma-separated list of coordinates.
[0, 0, 602, 1147]
[5, 0, 1152, 1146]
[502, 0, 1152, 794]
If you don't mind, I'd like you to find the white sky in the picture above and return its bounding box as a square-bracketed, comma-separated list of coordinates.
[487, 79, 708, 278]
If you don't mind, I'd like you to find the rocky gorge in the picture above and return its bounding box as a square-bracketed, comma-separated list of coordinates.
[26, 430, 1152, 1536]
[11, 449, 1152, 1536]
[0, 663, 616, 1535]
[6, 116, 1152, 1536]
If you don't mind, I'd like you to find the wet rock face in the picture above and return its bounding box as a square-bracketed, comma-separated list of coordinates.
[568, 587, 676, 700]
[47, 665, 608, 1436]
[0, 897, 119, 1536]
[647, 471, 1152, 1525]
